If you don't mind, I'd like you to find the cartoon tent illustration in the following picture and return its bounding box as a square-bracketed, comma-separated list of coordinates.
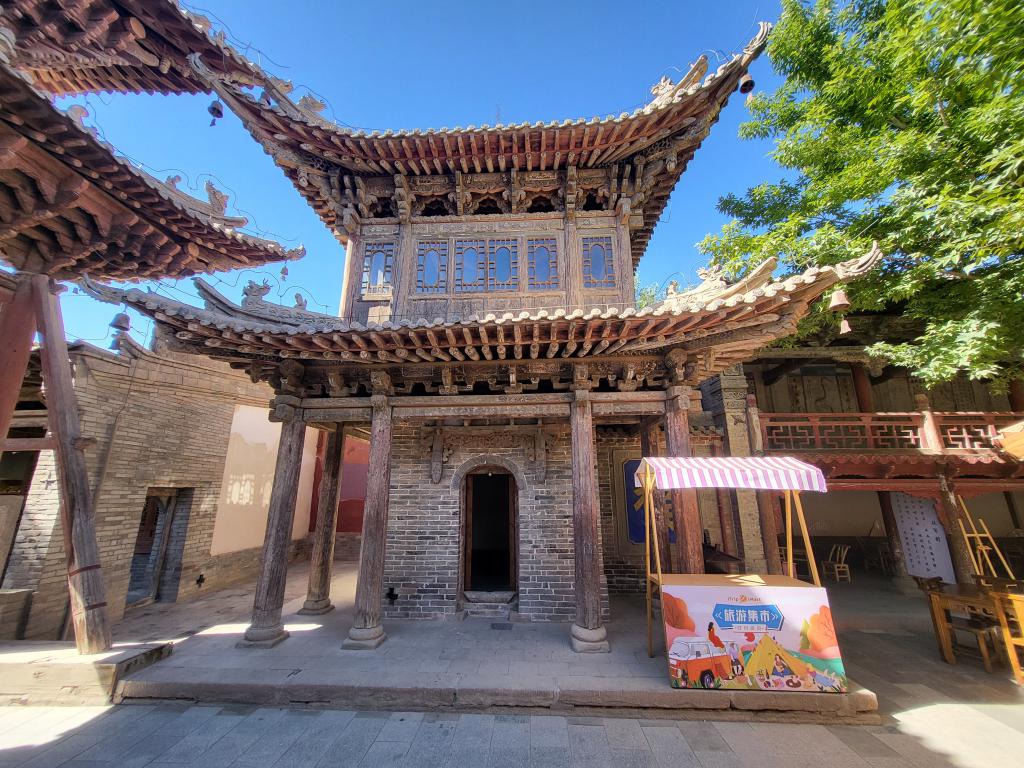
[743, 634, 810, 679]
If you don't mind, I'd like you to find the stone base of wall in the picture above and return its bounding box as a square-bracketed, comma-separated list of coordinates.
[0, 589, 32, 640]
[171, 539, 309, 605]
[333, 532, 362, 562]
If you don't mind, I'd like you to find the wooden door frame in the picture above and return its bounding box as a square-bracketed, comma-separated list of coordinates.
[461, 466, 518, 594]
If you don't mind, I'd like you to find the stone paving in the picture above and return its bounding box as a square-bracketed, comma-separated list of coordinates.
[2, 566, 1022, 766]
[0, 701, 1017, 768]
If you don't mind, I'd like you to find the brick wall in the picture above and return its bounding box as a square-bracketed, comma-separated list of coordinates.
[382, 423, 608, 622]
[1, 337, 297, 639]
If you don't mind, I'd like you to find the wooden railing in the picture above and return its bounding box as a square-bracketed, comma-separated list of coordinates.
[760, 411, 1024, 453]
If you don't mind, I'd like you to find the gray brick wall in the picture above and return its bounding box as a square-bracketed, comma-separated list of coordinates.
[382, 424, 608, 622]
[1, 340, 293, 639]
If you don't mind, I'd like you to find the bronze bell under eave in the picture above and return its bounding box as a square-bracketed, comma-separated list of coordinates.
[109, 312, 131, 331]
[208, 99, 224, 126]
[828, 288, 852, 312]
[738, 73, 755, 94]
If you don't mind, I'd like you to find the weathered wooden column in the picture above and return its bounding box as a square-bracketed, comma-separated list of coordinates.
[299, 427, 345, 615]
[745, 394, 783, 574]
[851, 364, 915, 591]
[239, 416, 307, 647]
[640, 418, 672, 572]
[344, 391, 392, 649]
[0, 277, 36, 452]
[710, 440, 738, 556]
[937, 476, 977, 586]
[570, 389, 609, 652]
[31, 275, 111, 653]
[664, 386, 704, 574]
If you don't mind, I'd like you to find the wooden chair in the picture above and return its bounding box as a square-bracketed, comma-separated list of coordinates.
[947, 613, 1002, 673]
[823, 544, 851, 582]
[992, 591, 1024, 685]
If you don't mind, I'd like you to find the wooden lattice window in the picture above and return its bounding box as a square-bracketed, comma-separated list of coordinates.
[487, 239, 518, 291]
[416, 241, 448, 293]
[455, 239, 486, 292]
[582, 236, 615, 288]
[527, 239, 558, 290]
[361, 242, 395, 296]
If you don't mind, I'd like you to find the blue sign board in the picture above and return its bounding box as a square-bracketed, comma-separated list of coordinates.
[712, 603, 784, 631]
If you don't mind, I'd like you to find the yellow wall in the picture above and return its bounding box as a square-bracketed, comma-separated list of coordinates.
[209, 405, 318, 555]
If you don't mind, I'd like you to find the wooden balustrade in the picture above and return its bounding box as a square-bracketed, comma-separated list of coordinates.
[760, 411, 1024, 454]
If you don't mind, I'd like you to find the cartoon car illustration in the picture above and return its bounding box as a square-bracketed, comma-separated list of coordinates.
[668, 638, 734, 689]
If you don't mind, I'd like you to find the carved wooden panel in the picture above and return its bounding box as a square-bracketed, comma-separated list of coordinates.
[527, 238, 558, 290]
[454, 239, 486, 292]
[416, 241, 448, 294]
[361, 241, 395, 297]
[487, 239, 519, 291]
[582, 236, 615, 289]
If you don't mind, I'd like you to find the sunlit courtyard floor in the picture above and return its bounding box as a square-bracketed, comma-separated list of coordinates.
[1, 566, 1023, 767]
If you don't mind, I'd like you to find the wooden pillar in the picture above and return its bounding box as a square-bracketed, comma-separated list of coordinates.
[0, 277, 37, 452]
[239, 417, 306, 647]
[876, 490, 918, 592]
[31, 275, 111, 654]
[300, 427, 345, 615]
[569, 390, 609, 652]
[1008, 379, 1024, 412]
[344, 395, 392, 649]
[937, 477, 977, 586]
[757, 491, 784, 575]
[710, 440, 738, 556]
[850, 362, 875, 412]
[664, 386, 704, 574]
[640, 418, 672, 572]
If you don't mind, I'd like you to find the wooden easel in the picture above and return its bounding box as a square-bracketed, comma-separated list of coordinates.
[956, 495, 1016, 580]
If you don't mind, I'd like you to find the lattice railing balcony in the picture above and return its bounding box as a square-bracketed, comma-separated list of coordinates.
[936, 412, 1024, 451]
[760, 412, 1024, 454]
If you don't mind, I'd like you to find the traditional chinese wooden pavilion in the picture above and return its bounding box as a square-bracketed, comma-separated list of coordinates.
[79, 14, 884, 652]
[0, 11, 302, 654]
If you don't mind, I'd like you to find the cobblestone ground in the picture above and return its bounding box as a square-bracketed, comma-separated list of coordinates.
[0, 703, 1018, 768]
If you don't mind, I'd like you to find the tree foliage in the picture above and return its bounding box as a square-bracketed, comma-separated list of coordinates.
[697, 0, 1024, 387]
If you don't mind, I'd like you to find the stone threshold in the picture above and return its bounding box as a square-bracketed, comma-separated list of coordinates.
[114, 674, 878, 725]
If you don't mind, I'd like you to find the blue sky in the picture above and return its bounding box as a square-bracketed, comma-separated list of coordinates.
[53, 0, 785, 346]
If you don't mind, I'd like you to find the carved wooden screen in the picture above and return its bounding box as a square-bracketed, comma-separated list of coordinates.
[454, 240, 486, 292]
[487, 239, 519, 291]
[527, 238, 558, 290]
[416, 241, 448, 293]
[582, 236, 615, 288]
[361, 242, 395, 296]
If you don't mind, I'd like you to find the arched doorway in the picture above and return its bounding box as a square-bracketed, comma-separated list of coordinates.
[463, 466, 518, 594]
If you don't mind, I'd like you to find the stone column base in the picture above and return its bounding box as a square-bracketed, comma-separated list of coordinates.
[236, 624, 289, 648]
[342, 623, 386, 650]
[890, 574, 920, 596]
[570, 622, 610, 653]
[298, 598, 335, 615]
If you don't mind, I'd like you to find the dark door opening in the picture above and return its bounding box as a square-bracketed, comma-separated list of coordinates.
[465, 471, 516, 592]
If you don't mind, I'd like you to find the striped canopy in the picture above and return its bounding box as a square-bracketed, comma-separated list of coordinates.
[634, 456, 827, 493]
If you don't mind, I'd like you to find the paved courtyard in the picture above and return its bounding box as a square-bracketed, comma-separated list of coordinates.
[1, 565, 1022, 767]
[0, 701, 1017, 768]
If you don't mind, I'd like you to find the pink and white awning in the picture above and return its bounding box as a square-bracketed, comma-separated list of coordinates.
[634, 456, 827, 493]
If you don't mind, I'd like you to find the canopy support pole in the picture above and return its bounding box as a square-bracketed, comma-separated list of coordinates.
[792, 491, 820, 586]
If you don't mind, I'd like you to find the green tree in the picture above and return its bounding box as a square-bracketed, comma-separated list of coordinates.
[698, 0, 1024, 387]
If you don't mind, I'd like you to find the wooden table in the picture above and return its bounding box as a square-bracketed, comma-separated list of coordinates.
[925, 585, 997, 665]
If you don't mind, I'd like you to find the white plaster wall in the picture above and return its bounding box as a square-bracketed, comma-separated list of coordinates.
[209, 405, 317, 555]
[799, 491, 884, 537]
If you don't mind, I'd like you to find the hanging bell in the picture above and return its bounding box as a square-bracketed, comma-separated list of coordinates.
[828, 288, 852, 312]
[109, 312, 131, 331]
[208, 99, 224, 126]
[839, 318, 853, 335]
[280, 265, 289, 279]
[738, 73, 755, 94]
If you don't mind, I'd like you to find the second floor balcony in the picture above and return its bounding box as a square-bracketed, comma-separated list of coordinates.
[759, 411, 1024, 455]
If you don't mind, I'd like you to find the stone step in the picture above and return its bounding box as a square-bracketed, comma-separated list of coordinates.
[463, 603, 513, 619]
